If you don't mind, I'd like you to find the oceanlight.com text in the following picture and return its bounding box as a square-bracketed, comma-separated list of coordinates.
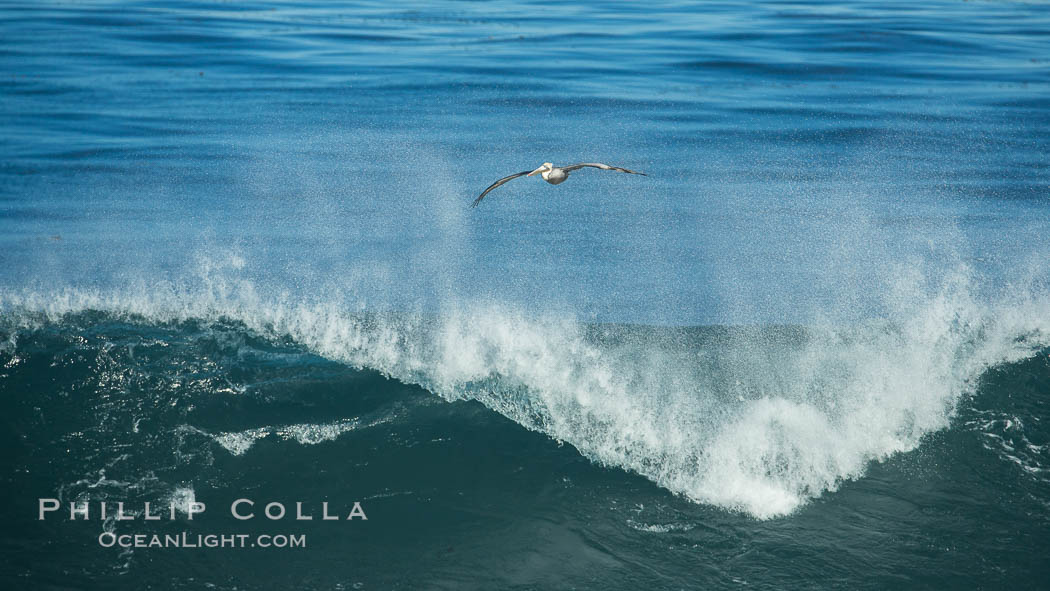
[98, 532, 307, 549]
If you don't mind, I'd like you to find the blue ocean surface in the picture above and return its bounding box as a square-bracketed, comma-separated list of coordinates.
[1, 1, 1049, 589]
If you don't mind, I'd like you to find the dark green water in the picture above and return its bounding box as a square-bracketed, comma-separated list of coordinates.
[1, 310, 1049, 589]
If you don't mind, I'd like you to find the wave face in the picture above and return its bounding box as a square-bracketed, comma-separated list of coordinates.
[3, 271, 1050, 589]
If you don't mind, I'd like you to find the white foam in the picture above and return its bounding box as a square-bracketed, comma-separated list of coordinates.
[967, 410, 1049, 480]
[209, 416, 390, 455]
[626, 520, 696, 533]
[168, 485, 198, 515]
[277, 420, 361, 445]
[213, 427, 270, 456]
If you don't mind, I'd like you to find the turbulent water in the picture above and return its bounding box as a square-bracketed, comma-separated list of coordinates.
[2, 1, 1049, 589]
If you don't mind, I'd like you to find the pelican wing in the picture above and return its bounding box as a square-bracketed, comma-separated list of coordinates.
[561, 162, 647, 176]
[471, 170, 532, 208]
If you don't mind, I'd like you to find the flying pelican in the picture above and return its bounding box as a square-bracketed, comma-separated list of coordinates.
[471, 162, 647, 208]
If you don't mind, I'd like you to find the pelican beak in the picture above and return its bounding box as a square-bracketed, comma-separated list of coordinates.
[527, 165, 548, 177]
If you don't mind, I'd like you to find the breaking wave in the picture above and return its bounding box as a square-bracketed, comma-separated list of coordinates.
[1, 260, 1047, 519]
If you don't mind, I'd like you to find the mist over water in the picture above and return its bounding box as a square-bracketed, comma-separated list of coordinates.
[2, 0, 1049, 588]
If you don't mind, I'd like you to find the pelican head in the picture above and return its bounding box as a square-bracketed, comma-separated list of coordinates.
[527, 162, 554, 176]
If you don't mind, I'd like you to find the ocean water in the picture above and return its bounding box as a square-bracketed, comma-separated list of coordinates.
[1, 0, 1049, 588]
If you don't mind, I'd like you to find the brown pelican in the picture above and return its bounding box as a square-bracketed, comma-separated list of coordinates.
[471, 162, 647, 208]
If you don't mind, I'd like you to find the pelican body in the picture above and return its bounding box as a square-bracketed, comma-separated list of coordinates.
[472, 162, 646, 207]
[533, 162, 568, 185]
